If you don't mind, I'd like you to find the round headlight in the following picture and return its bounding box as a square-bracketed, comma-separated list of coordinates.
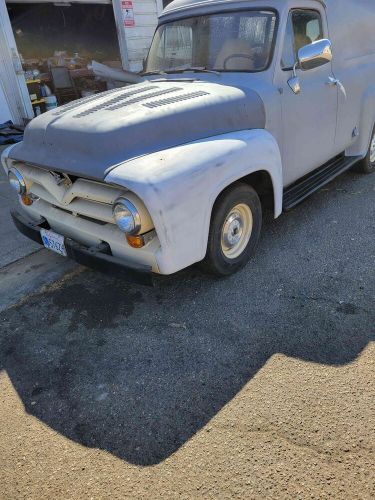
[113, 198, 141, 234]
[8, 168, 26, 195]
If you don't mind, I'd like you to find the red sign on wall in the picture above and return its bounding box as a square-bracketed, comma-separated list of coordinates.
[121, 0, 135, 28]
[122, 0, 135, 27]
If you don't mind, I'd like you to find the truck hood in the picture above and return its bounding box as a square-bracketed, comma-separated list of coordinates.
[10, 80, 265, 181]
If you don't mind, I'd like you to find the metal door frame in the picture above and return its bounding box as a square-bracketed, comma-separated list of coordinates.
[0, 0, 33, 123]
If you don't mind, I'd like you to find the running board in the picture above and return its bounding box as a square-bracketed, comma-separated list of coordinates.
[283, 155, 361, 211]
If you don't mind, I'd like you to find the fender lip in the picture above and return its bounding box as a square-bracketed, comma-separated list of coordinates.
[1, 143, 19, 172]
[106, 129, 283, 275]
[10, 209, 154, 286]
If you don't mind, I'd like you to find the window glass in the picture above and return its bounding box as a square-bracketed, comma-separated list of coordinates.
[306, 18, 322, 42]
[155, 25, 193, 63]
[281, 10, 323, 69]
[146, 10, 277, 73]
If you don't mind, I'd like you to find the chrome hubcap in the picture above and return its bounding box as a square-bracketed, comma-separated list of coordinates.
[223, 214, 243, 247]
[221, 203, 253, 259]
[370, 132, 375, 164]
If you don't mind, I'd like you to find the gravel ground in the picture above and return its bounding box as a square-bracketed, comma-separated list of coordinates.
[0, 169, 374, 499]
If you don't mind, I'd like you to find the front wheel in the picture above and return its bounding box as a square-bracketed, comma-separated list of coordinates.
[355, 125, 375, 174]
[201, 183, 262, 276]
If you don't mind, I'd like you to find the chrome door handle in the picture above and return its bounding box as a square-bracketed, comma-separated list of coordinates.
[327, 77, 339, 86]
[327, 77, 347, 99]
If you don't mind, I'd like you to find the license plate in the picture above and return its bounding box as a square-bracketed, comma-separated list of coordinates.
[40, 229, 67, 257]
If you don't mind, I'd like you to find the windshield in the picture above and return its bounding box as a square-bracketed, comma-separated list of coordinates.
[145, 10, 277, 74]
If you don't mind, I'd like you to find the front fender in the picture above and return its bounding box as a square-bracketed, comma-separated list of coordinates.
[105, 130, 283, 275]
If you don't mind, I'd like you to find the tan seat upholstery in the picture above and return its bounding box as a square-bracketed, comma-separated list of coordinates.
[295, 34, 312, 52]
[214, 39, 255, 71]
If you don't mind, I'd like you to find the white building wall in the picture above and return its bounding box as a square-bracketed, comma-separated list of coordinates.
[0, 0, 33, 124]
[124, 0, 163, 72]
[0, 82, 12, 123]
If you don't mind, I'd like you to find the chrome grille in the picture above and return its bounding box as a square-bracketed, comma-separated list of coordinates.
[18, 164, 124, 225]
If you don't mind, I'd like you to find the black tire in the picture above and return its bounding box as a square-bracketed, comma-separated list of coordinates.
[354, 125, 375, 174]
[201, 182, 262, 277]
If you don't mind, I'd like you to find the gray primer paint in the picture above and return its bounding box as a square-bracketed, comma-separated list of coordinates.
[10, 80, 265, 181]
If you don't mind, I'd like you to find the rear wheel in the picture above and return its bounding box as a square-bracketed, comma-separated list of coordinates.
[355, 125, 375, 174]
[201, 183, 262, 276]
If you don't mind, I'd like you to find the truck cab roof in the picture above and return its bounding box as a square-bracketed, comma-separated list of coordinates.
[161, 0, 375, 68]
[162, 0, 325, 16]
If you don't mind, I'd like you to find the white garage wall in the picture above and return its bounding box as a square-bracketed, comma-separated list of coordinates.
[1, 0, 34, 123]
[124, 0, 163, 72]
[0, 82, 12, 124]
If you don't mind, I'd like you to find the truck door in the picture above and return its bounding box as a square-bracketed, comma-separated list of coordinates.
[278, 8, 338, 186]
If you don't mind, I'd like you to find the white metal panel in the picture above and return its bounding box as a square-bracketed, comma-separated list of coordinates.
[112, 0, 130, 68]
[0, 0, 33, 123]
[155, 0, 163, 14]
[132, 1, 158, 14]
[126, 37, 153, 50]
[126, 26, 156, 38]
[0, 81, 12, 123]
[122, 0, 159, 72]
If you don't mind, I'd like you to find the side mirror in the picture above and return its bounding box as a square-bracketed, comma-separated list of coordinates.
[288, 39, 333, 94]
[298, 39, 333, 71]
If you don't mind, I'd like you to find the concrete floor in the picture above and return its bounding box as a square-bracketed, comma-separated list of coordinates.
[0, 165, 374, 499]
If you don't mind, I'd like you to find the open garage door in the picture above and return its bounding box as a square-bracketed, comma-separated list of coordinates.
[6, 0, 127, 115]
[0, 1, 33, 124]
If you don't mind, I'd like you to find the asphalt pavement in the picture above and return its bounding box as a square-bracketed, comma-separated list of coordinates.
[0, 165, 374, 499]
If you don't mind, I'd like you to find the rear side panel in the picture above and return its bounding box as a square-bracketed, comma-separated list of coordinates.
[327, 0, 375, 155]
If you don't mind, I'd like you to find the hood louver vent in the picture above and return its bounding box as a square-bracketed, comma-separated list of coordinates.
[143, 91, 210, 109]
[12, 80, 265, 181]
[107, 87, 182, 111]
[52, 87, 121, 116]
[73, 86, 159, 118]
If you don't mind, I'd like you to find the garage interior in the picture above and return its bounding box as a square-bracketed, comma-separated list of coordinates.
[7, 2, 123, 115]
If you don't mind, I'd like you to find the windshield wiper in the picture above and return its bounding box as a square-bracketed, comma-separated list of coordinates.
[140, 70, 167, 76]
[142, 67, 220, 76]
[167, 66, 221, 75]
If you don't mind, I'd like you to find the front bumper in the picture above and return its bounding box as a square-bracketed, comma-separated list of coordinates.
[11, 210, 153, 286]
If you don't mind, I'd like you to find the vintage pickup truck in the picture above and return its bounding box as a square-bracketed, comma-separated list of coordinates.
[2, 0, 375, 285]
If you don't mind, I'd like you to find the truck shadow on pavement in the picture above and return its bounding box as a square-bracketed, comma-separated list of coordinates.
[0, 171, 374, 466]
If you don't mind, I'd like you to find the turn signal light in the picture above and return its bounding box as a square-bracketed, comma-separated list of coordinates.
[126, 234, 145, 248]
[21, 194, 33, 206]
